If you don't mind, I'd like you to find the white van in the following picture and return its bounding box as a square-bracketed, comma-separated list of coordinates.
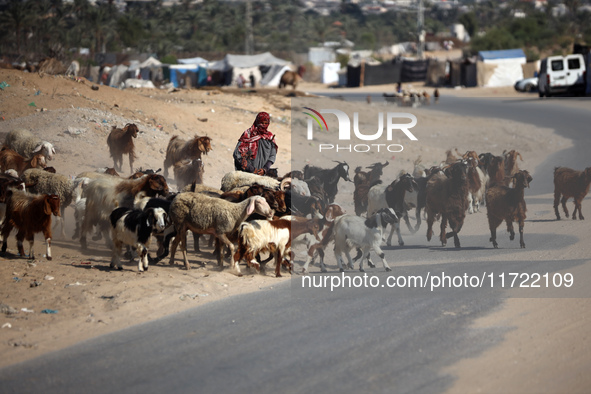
[538, 54, 586, 97]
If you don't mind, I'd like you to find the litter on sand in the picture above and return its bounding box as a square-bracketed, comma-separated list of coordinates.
[41, 309, 58, 314]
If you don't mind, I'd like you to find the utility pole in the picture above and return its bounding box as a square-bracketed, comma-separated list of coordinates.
[245, 1, 254, 55]
[417, 0, 425, 59]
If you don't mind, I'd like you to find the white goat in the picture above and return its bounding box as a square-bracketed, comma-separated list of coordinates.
[332, 208, 399, 272]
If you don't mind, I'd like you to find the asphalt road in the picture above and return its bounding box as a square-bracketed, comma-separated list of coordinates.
[1, 94, 590, 394]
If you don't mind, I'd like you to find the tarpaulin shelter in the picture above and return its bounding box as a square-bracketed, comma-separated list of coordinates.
[107, 65, 129, 87]
[477, 49, 526, 87]
[207, 52, 290, 86]
[168, 64, 207, 88]
[260, 64, 293, 87]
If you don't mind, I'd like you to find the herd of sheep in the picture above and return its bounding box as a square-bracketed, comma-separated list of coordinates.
[0, 126, 589, 277]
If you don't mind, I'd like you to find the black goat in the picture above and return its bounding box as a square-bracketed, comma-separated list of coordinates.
[303, 161, 352, 204]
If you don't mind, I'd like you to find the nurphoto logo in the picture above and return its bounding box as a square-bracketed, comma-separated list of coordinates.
[302, 107, 418, 153]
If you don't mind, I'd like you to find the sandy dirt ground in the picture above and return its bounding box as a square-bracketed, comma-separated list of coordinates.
[0, 70, 590, 392]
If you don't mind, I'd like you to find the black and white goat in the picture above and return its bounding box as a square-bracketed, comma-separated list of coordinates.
[109, 207, 168, 271]
[332, 208, 399, 272]
[303, 161, 352, 203]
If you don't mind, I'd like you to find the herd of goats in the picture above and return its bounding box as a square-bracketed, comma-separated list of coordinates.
[0, 124, 590, 277]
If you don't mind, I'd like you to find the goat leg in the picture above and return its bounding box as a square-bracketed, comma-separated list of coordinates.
[439, 216, 448, 247]
[575, 199, 584, 220]
[373, 245, 391, 272]
[519, 223, 525, 248]
[43, 228, 52, 260]
[561, 196, 569, 218]
[506, 220, 515, 241]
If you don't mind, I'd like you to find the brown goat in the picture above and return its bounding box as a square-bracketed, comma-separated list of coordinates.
[173, 159, 204, 190]
[485, 170, 532, 248]
[503, 150, 523, 183]
[445, 149, 459, 165]
[553, 166, 591, 220]
[353, 161, 389, 216]
[107, 123, 139, 174]
[163, 135, 212, 178]
[1, 190, 60, 259]
[425, 161, 470, 248]
[0, 148, 46, 175]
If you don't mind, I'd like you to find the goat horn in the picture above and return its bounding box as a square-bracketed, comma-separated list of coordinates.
[280, 177, 292, 191]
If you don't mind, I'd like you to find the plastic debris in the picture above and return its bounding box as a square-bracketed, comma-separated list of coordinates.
[0, 81, 9, 90]
[44, 275, 54, 281]
[65, 281, 85, 288]
[2, 323, 12, 329]
[12, 277, 21, 282]
[28, 102, 37, 107]
[21, 308, 34, 313]
[0, 304, 18, 315]
[41, 309, 58, 314]
[30, 281, 42, 287]
[35, 90, 41, 96]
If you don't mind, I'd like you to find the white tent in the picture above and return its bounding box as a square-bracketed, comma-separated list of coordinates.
[207, 52, 289, 72]
[139, 56, 162, 68]
[178, 57, 208, 65]
[478, 49, 526, 87]
[260, 64, 293, 87]
[322, 62, 341, 84]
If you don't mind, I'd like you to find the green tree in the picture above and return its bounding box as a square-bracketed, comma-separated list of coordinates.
[458, 12, 478, 37]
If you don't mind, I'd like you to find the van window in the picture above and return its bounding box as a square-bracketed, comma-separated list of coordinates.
[567, 58, 581, 70]
[551, 60, 564, 71]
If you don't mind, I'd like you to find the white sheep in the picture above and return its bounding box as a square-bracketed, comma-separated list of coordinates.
[168, 193, 273, 271]
[220, 170, 281, 192]
[5, 129, 56, 161]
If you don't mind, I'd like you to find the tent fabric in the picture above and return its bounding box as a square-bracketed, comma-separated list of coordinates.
[231, 67, 262, 87]
[476, 62, 497, 87]
[139, 56, 162, 68]
[209, 52, 289, 72]
[363, 61, 402, 86]
[521, 62, 538, 78]
[400, 59, 429, 82]
[178, 57, 208, 65]
[322, 62, 341, 84]
[479, 49, 526, 61]
[124, 79, 155, 89]
[108, 65, 129, 87]
[426, 60, 446, 86]
[260, 64, 292, 87]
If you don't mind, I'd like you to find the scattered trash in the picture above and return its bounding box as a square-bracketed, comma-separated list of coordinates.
[210, 109, 215, 113]
[30, 281, 42, 287]
[0, 304, 18, 315]
[12, 277, 21, 282]
[2, 323, 12, 329]
[44, 275, 54, 281]
[21, 308, 34, 313]
[0, 81, 9, 90]
[179, 294, 199, 301]
[66, 126, 86, 136]
[41, 309, 58, 314]
[28, 102, 37, 107]
[35, 90, 41, 96]
[102, 119, 108, 123]
[65, 281, 85, 288]
[99, 295, 114, 300]
[79, 261, 92, 265]
[91, 85, 99, 91]
[198, 118, 208, 122]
